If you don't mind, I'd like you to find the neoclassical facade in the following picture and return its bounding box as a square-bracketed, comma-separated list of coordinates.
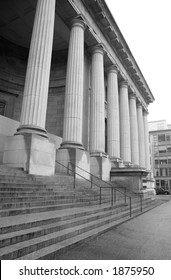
[0, 0, 154, 192]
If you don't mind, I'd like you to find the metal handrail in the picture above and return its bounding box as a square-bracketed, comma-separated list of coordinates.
[68, 161, 144, 215]
[55, 160, 143, 217]
[56, 160, 111, 207]
[56, 160, 129, 209]
[68, 161, 134, 216]
[68, 161, 130, 202]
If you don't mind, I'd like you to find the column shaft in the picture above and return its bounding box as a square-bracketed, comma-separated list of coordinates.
[129, 94, 139, 165]
[107, 66, 120, 158]
[62, 19, 85, 149]
[143, 111, 151, 170]
[119, 82, 131, 162]
[137, 104, 146, 168]
[17, 0, 56, 137]
[90, 46, 105, 154]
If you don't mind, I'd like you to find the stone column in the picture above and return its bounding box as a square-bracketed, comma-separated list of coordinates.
[61, 19, 85, 149]
[107, 65, 120, 159]
[119, 81, 131, 163]
[16, 0, 56, 137]
[90, 46, 105, 154]
[137, 103, 146, 168]
[143, 110, 151, 170]
[129, 93, 139, 165]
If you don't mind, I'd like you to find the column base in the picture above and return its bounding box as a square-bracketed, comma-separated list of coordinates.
[3, 134, 55, 176]
[56, 148, 90, 180]
[60, 141, 85, 150]
[110, 157, 124, 168]
[15, 125, 48, 138]
[90, 151, 107, 158]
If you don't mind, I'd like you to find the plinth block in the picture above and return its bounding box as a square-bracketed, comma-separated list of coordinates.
[3, 134, 55, 176]
[56, 148, 90, 180]
[90, 155, 111, 181]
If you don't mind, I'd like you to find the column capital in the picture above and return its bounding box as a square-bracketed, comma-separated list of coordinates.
[90, 44, 104, 56]
[137, 102, 142, 109]
[71, 18, 86, 30]
[120, 80, 128, 88]
[107, 64, 118, 74]
[129, 92, 136, 100]
[143, 109, 149, 116]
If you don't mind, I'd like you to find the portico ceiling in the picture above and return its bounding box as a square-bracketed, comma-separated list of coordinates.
[0, 0, 72, 51]
[0, 0, 154, 106]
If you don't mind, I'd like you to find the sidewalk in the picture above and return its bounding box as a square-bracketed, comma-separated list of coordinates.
[55, 197, 171, 260]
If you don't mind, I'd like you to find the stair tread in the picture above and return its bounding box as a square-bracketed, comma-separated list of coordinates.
[0, 205, 127, 241]
[18, 215, 131, 260]
[16, 201, 164, 260]
[0, 200, 163, 259]
[0, 204, 117, 228]
[0, 206, 136, 258]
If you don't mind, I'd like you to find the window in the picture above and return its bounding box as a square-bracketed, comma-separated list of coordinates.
[155, 169, 159, 176]
[160, 168, 168, 176]
[158, 134, 165, 142]
[155, 159, 159, 165]
[167, 147, 171, 153]
[156, 180, 160, 187]
[168, 159, 171, 164]
[160, 159, 167, 165]
[161, 180, 166, 187]
[166, 134, 171, 141]
[0, 101, 6, 116]
[168, 168, 171, 176]
[159, 150, 166, 154]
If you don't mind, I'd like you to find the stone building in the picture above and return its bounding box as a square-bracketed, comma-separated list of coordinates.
[0, 0, 155, 193]
[149, 120, 171, 194]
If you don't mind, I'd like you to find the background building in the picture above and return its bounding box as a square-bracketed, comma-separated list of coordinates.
[0, 0, 155, 194]
[149, 120, 171, 193]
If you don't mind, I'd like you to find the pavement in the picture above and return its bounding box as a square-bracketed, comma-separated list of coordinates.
[55, 196, 171, 260]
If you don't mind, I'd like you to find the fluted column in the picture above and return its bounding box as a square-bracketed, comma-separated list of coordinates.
[143, 110, 151, 170]
[119, 81, 131, 162]
[129, 93, 139, 165]
[137, 103, 146, 168]
[61, 19, 85, 149]
[16, 0, 56, 137]
[90, 46, 105, 154]
[107, 65, 120, 158]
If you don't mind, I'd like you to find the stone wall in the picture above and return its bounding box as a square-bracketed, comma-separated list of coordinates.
[0, 38, 91, 152]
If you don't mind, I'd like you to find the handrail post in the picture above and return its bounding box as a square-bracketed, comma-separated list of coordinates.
[91, 175, 93, 188]
[74, 172, 76, 188]
[130, 197, 132, 217]
[114, 187, 116, 204]
[67, 162, 70, 175]
[125, 187, 126, 204]
[100, 188, 102, 205]
[140, 195, 143, 212]
[111, 187, 114, 206]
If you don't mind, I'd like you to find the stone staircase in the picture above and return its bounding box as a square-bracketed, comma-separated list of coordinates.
[0, 166, 165, 260]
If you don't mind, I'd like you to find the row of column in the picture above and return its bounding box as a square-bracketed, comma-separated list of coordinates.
[17, 0, 150, 170]
[106, 66, 150, 169]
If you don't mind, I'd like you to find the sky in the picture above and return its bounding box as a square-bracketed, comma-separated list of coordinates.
[105, 0, 171, 124]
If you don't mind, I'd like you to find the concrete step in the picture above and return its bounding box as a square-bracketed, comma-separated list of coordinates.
[0, 205, 117, 234]
[0, 197, 119, 217]
[31, 201, 164, 260]
[0, 204, 126, 248]
[0, 199, 164, 260]
[0, 199, 160, 248]
[0, 195, 113, 209]
[0, 165, 163, 260]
